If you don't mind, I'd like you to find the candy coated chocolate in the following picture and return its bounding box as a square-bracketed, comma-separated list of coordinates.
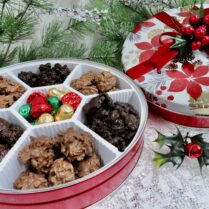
[19, 104, 31, 119]
[51, 107, 59, 116]
[61, 92, 81, 110]
[30, 103, 53, 118]
[48, 96, 60, 109]
[37, 113, 54, 125]
[54, 104, 74, 121]
[27, 93, 47, 106]
[48, 88, 69, 100]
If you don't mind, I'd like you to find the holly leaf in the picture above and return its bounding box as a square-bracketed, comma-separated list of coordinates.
[190, 134, 209, 171]
[170, 36, 187, 49]
[154, 128, 185, 148]
[153, 129, 185, 168]
[153, 151, 184, 168]
[170, 36, 189, 57]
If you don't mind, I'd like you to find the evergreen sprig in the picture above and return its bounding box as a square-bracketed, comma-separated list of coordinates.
[0, 0, 52, 67]
[0, 0, 205, 68]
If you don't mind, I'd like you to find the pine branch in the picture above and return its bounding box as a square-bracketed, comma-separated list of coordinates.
[18, 21, 87, 62]
[18, 43, 39, 62]
[87, 40, 121, 67]
[42, 21, 63, 48]
[67, 19, 95, 39]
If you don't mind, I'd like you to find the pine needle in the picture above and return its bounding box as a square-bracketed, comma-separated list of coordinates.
[42, 21, 63, 48]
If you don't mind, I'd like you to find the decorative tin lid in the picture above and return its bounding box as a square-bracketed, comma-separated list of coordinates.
[122, 5, 209, 117]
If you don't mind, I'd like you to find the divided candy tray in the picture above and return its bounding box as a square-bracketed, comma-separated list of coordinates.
[0, 59, 148, 209]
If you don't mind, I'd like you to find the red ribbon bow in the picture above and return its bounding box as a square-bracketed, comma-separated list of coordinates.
[126, 8, 209, 80]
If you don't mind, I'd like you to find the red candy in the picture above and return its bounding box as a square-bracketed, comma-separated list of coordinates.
[27, 93, 47, 106]
[61, 92, 81, 110]
[30, 103, 52, 118]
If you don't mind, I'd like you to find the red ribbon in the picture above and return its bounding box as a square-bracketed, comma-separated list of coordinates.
[126, 9, 209, 80]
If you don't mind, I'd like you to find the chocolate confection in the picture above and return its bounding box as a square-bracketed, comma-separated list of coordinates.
[59, 127, 94, 162]
[71, 71, 118, 95]
[18, 63, 70, 87]
[0, 118, 24, 162]
[18, 136, 56, 174]
[49, 158, 75, 186]
[0, 144, 9, 161]
[15, 127, 102, 190]
[13, 171, 48, 190]
[0, 76, 25, 108]
[83, 93, 140, 151]
[75, 153, 101, 177]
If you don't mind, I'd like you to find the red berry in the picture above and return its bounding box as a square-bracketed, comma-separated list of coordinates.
[184, 143, 203, 158]
[167, 95, 174, 101]
[181, 26, 186, 34]
[204, 15, 209, 25]
[156, 90, 162, 95]
[189, 14, 201, 25]
[182, 26, 194, 36]
[202, 36, 209, 45]
[194, 26, 207, 39]
[191, 41, 202, 50]
[160, 86, 166, 90]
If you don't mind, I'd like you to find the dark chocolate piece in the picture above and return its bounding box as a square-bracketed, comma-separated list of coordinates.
[18, 63, 70, 87]
[83, 93, 140, 151]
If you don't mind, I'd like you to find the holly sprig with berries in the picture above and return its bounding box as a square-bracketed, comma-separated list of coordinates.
[153, 128, 209, 171]
[171, 0, 209, 56]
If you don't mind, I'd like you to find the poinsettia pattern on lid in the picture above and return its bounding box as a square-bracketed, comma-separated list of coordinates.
[135, 34, 161, 63]
[166, 62, 209, 100]
[122, 5, 209, 117]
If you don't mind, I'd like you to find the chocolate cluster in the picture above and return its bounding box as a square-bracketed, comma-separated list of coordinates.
[71, 71, 118, 95]
[0, 76, 25, 108]
[83, 94, 140, 152]
[14, 128, 102, 190]
[18, 63, 70, 87]
[0, 118, 24, 161]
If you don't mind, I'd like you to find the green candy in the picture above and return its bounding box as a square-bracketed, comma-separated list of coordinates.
[19, 104, 31, 119]
[48, 96, 60, 108]
[51, 108, 59, 116]
[48, 96, 60, 116]
[30, 121, 36, 126]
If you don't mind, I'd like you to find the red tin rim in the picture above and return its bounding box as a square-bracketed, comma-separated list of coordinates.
[149, 101, 209, 128]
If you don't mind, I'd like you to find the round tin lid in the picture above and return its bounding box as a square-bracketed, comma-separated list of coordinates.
[122, 5, 209, 117]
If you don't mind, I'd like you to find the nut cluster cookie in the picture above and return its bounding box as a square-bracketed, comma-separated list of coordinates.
[0, 76, 25, 108]
[14, 128, 102, 190]
[71, 71, 118, 95]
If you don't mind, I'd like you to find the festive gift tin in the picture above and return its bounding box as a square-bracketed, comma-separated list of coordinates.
[122, 4, 209, 128]
[0, 59, 147, 209]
